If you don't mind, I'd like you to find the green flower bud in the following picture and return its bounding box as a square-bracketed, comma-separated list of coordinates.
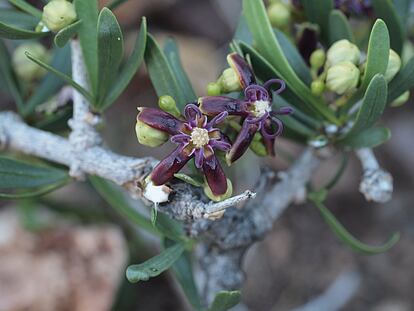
[135, 120, 169, 147]
[310, 49, 326, 69]
[402, 42, 414, 65]
[158, 95, 180, 117]
[42, 0, 77, 32]
[267, 2, 291, 29]
[219, 68, 241, 93]
[326, 39, 360, 67]
[390, 91, 409, 107]
[311, 80, 325, 96]
[384, 49, 401, 82]
[326, 61, 360, 95]
[204, 178, 233, 202]
[207, 82, 222, 96]
[12, 43, 48, 81]
[250, 140, 267, 157]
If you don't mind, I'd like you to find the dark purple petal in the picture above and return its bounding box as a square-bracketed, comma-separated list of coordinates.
[273, 107, 294, 115]
[170, 133, 190, 144]
[263, 79, 286, 97]
[263, 116, 283, 139]
[261, 119, 277, 156]
[202, 154, 228, 196]
[138, 107, 184, 135]
[194, 148, 204, 169]
[199, 96, 249, 117]
[150, 146, 192, 185]
[184, 103, 202, 127]
[297, 26, 318, 65]
[244, 85, 270, 102]
[226, 121, 259, 164]
[206, 111, 228, 129]
[227, 53, 256, 89]
[209, 139, 231, 151]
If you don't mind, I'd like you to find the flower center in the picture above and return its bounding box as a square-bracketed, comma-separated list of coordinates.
[253, 100, 271, 117]
[190, 127, 210, 148]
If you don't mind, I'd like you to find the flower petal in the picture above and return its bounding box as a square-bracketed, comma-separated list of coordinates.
[194, 148, 204, 169]
[198, 96, 249, 116]
[202, 154, 228, 196]
[227, 53, 256, 89]
[137, 107, 184, 135]
[226, 121, 259, 164]
[150, 146, 192, 185]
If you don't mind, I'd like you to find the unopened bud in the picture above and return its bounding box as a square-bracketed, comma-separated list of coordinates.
[207, 82, 222, 96]
[326, 61, 360, 95]
[158, 95, 180, 117]
[204, 178, 233, 202]
[310, 49, 326, 69]
[250, 140, 267, 156]
[326, 39, 360, 67]
[311, 80, 325, 96]
[390, 91, 409, 107]
[135, 120, 169, 147]
[384, 49, 401, 82]
[12, 43, 48, 81]
[267, 2, 291, 29]
[42, 0, 77, 32]
[219, 68, 241, 93]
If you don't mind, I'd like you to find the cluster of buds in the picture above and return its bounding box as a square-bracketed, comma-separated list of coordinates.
[136, 53, 292, 202]
[39, 0, 77, 33]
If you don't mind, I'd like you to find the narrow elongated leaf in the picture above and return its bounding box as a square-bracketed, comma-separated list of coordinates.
[372, 0, 404, 54]
[340, 126, 391, 148]
[392, 0, 410, 37]
[25, 51, 94, 104]
[208, 291, 241, 311]
[329, 10, 354, 44]
[96, 8, 123, 109]
[387, 56, 414, 103]
[0, 179, 69, 199]
[300, 0, 333, 44]
[243, 0, 338, 125]
[7, 0, 42, 19]
[0, 9, 38, 29]
[24, 44, 71, 116]
[89, 176, 158, 235]
[314, 200, 400, 255]
[0, 21, 48, 39]
[145, 34, 187, 110]
[74, 0, 98, 93]
[54, 20, 82, 48]
[0, 157, 68, 189]
[233, 14, 252, 44]
[164, 38, 197, 104]
[126, 243, 185, 282]
[104, 17, 147, 108]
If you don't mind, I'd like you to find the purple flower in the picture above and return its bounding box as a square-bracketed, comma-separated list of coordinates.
[199, 53, 292, 164]
[137, 104, 231, 196]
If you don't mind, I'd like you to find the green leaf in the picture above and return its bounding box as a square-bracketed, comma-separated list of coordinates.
[329, 10, 354, 44]
[340, 126, 391, 148]
[54, 20, 82, 48]
[24, 44, 72, 116]
[7, 0, 42, 19]
[387, 56, 414, 104]
[372, 0, 404, 54]
[126, 243, 185, 282]
[95, 8, 123, 109]
[243, 0, 338, 125]
[25, 51, 94, 104]
[74, 0, 98, 93]
[300, 0, 334, 44]
[0, 9, 38, 29]
[0, 178, 69, 199]
[89, 176, 159, 235]
[154, 212, 186, 242]
[151, 207, 158, 226]
[145, 34, 187, 111]
[163, 38, 197, 105]
[108, 0, 129, 10]
[313, 200, 400, 255]
[0, 156, 68, 189]
[0, 21, 48, 39]
[208, 291, 241, 311]
[0, 40, 24, 112]
[342, 75, 387, 139]
[392, 0, 411, 38]
[103, 17, 147, 108]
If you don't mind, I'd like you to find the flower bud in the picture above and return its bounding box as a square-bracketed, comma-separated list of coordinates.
[42, 0, 77, 32]
[207, 82, 222, 96]
[310, 49, 326, 69]
[158, 95, 180, 117]
[326, 39, 360, 67]
[390, 91, 409, 107]
[204, 178, 233, 202]
[219, 68, 241, 93]
[250, 140, 267, 157]
[135, 120, 169, 147]
[326, 61, 360, 95]
[384, 49, 401, 82]
[12, 43, 48, 81]
[311, 80, 325, 96]
[267, 2, 291, 29]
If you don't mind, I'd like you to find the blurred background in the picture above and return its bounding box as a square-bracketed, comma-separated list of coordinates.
[1, 0, 414, 310]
